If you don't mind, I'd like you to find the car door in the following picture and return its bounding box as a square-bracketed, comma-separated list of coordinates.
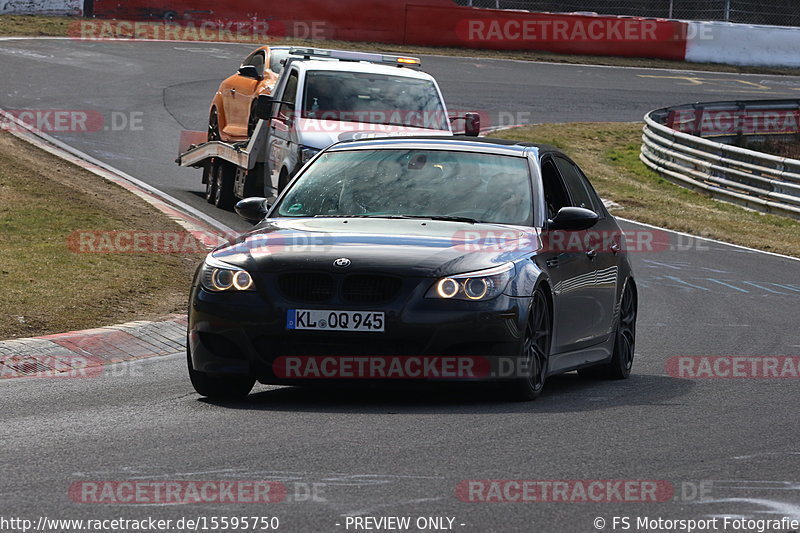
[224, 51, 265, 137]
[554, 155, 620, 344]
[538, 155, 599, 355]
[268, 68, 300, 191]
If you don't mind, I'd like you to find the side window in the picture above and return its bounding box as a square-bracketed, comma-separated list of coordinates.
[555, 157, 599, 213]
[278, 70, 299, 121]
[269, 49, 290, 74]
[540, 158, 570, 220]
[247, 51, 265, 76]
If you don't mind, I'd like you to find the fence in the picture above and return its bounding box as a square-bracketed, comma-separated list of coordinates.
[640, 101, 800, 219]
[455, 1, 800, 27]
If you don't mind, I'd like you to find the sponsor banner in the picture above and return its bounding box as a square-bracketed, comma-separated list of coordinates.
[88, 0, 689, 60]
[667, 108, 800, 137]
[667, 356, 800, 379]
[456, 480, 674, 503]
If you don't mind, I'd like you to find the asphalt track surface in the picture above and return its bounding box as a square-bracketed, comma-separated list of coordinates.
[1, 39, 800, 532]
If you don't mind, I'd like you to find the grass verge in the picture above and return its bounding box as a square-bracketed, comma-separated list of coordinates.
[0, 131, 202, 339]
[2, 14, 800, 76]
[494, 122, 800, 258]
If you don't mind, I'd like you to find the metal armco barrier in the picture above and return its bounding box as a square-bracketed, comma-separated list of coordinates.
[640, 100, 800, 219]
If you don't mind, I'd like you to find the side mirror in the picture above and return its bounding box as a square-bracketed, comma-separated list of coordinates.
[254, 94, 274, 121]
[548, 207, 599, 231]
[237, 65, 262, 80]
[235, 197, 271, 224]
[464, 112, 481, 137]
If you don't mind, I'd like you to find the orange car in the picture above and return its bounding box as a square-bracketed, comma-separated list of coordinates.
[208, 46, 289, 142]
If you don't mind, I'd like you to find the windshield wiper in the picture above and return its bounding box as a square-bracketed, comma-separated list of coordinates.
[313, 214, 478, 223]
[409, 215, 479, 224]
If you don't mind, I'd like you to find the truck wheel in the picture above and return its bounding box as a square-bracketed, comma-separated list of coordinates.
[278, 168, 290, 193]
[208, 108, 220, 142]
[213, 162, 235, 210]
[204, 159, 217, 203]
[247, 102, 259, 139]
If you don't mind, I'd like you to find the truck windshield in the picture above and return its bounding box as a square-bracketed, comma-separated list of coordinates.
[302, 71, 449, 131]
[276, 149, 533, 226]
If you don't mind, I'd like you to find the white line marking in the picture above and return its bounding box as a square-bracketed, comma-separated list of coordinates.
[617, 216, 800, 263]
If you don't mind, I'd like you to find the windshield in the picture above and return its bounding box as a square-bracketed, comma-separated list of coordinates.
[276, 149, 533, 225]
[302, 71, 449, 130]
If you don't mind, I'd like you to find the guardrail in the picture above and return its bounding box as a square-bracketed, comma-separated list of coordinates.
[640, 100, 800, 219]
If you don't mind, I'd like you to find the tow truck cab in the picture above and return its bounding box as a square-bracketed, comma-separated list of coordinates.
[254, 48, 480, 194]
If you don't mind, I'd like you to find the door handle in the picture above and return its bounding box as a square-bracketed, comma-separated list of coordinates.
[586, 249, 598, 259]
[229, 88, 236, 94]
[610, 242, 621, 255]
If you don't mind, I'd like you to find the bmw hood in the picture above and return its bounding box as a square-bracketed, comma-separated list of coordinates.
[210, 218, 538, 277]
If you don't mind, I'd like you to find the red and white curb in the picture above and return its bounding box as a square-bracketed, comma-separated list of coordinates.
[0, 315, 187, 379]
[0, 106, 226, 378]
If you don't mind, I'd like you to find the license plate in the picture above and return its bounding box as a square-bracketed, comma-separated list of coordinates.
[286, 309, 385, 332]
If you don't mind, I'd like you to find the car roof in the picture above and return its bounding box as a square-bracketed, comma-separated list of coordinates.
[325, 135, 563, 158]
[287, 59, 435, 81]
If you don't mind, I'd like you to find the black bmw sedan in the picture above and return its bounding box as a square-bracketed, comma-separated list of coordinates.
[187, 136, 637, 401]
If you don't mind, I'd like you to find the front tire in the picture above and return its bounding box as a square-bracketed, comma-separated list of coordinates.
[508, 286, 551, 401]
[187, 348, 255, 399]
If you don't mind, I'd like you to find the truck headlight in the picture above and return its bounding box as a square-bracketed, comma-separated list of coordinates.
[199, 255, 255, 292]
[426, 263, 514, 301]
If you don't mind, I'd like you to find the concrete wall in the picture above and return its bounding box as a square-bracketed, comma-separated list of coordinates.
[686, 21, 800, 68]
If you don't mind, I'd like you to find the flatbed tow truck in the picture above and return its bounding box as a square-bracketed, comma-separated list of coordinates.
[176, 47, 479, 209]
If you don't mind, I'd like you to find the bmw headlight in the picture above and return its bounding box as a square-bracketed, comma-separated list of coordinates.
[300, 146, 321, 165]
[426, 263, 514, 301]
[199, 255, 255, 292]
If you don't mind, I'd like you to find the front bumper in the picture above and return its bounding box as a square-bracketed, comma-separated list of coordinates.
[188, 279, 529, 384]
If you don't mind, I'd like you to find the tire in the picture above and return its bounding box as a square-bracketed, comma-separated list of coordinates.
[278, 168, 290, 193]
[578, 280, 637, 380]
[208, 108, 221, 142]
[508, 286, 552, 401]
[247, 102, 259, 139]
[187, 347, 255, 399]
[212, 161, 235, 210]
[204, 160, 217, 204]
